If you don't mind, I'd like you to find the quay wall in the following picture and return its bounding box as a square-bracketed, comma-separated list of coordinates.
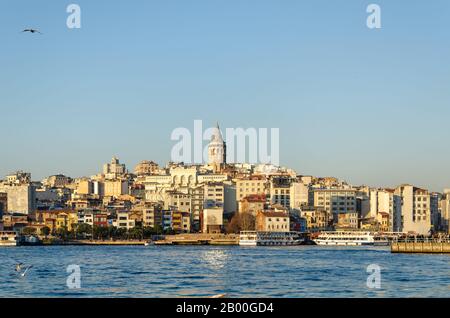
[391, 242, 450, 254]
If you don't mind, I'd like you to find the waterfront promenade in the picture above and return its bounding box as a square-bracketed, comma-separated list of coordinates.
[391, 239, 450, 254]
[152, 234, 239, 246]
[33, 234, 240, 246]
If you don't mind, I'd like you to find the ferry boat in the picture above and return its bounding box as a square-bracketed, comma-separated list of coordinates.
[239, 231, 304, 246]
[0, 231, 18, 247]
[313, 231, 389, 246]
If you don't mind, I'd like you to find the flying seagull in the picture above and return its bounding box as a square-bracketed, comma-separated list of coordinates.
[21, 29, 42, 34]
[20, 265, 33, 277]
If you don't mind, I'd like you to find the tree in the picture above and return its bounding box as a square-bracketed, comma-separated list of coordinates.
[22, 227, 37, 235]
[56, 227, 69, 240]
[128, 226, 143, 240]
[143, 227, 155, 239]
[93, 226, 109, 240]
[107, 226, 118, 239]
[153, 224, 163, 235]
[115, 228, 127, 240]
[226, 212, 256, 234]
[77, 223, 92, 239]
[240, 213, 256, 231]
[41, 226, 51, 237]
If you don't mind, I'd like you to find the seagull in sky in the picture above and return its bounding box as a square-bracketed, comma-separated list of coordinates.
[21, 28, 43, 34]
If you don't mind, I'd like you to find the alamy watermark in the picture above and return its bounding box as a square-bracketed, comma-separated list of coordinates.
[66, 4, 81, 29]
[367, 4, 381, 29]
[366, 264, 382, 289]
[66, 265, 81, 289]
[57, 4, 382, 31]
[171, 120, 280, 166]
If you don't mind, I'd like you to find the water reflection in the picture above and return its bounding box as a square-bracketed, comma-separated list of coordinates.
[199, 249, 230, 270]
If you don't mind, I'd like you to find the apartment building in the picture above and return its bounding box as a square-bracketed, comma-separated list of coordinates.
[0, 184, 36, 215]
[439, 190, 450, 234]
[113, 211, 135, 230]
[313, 189, 357, 216]
[204, 182, 224, 208]
[367, 188, 400, 232]
[239, 194, 266, 216]
[269, 176, 293, 208]
[0, 193, 7, 217]
[300, 207, 329, 231]
[395, 185, 431, 236]
[104, 180, 129, 198]
[256, 211, 290, 232]
[202, 208, 224, 234]
[290, 181, 309, 210]
[236, 176, 269, 201]
[335, 212, 359, 229]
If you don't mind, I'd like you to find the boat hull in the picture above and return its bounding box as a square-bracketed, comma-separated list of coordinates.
[239, 231, 304, 247]
[313, 231, 390, 247]
[314, 241, 374, 246]
[0, 242, 18, 247]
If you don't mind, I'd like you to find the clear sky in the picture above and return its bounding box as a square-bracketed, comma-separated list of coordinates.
[0, 0, 449, 191]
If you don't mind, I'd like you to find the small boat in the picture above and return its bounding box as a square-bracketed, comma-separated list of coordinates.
[144, 241, 154, 246]
[313, 231, 389, 246]
[0, 231, 18, 247]
[19, 235, 42, 246]
[239, 231, 304, 246]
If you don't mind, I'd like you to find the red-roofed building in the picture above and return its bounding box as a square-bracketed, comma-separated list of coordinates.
[239, 194, 266, 216]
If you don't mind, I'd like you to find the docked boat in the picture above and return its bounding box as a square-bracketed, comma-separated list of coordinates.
[313, 231, 389, 246]
[239, 231, 304, 246]
[0, 231, 18, 247]
[19, 235, 42, 246]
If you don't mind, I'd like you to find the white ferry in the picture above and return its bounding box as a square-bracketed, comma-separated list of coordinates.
[313, 231, 389, 246]
[0, 231, 18, 247]
[239, 231, 304, 246]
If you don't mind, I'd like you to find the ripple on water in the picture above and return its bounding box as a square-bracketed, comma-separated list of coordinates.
[0, 246, 449, 298]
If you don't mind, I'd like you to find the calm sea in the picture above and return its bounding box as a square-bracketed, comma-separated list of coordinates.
[0, 246, 449, 298]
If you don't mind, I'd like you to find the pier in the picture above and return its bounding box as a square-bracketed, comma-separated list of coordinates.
[391, 239, 450, 254]
[42, 240, 147, 246]
[153, 234, 239, 246]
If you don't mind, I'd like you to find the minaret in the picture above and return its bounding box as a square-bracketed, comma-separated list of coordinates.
[208, 122, 226, 172]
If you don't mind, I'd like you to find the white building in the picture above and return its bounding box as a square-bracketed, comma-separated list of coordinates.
[367, 188, 399, 232]
[0, 184, 36, 215]
[395, 185, 431, 236]
[202, 208, 224, 233]
[440, 190, 450, 234]
[113, 212, 135, 230]
[290, 182, 309, 210]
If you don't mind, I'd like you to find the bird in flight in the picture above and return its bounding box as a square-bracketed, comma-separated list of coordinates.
[21, 28, 43, 34]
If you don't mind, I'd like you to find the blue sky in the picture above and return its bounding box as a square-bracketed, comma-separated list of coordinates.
[0, 0, 449, 191]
